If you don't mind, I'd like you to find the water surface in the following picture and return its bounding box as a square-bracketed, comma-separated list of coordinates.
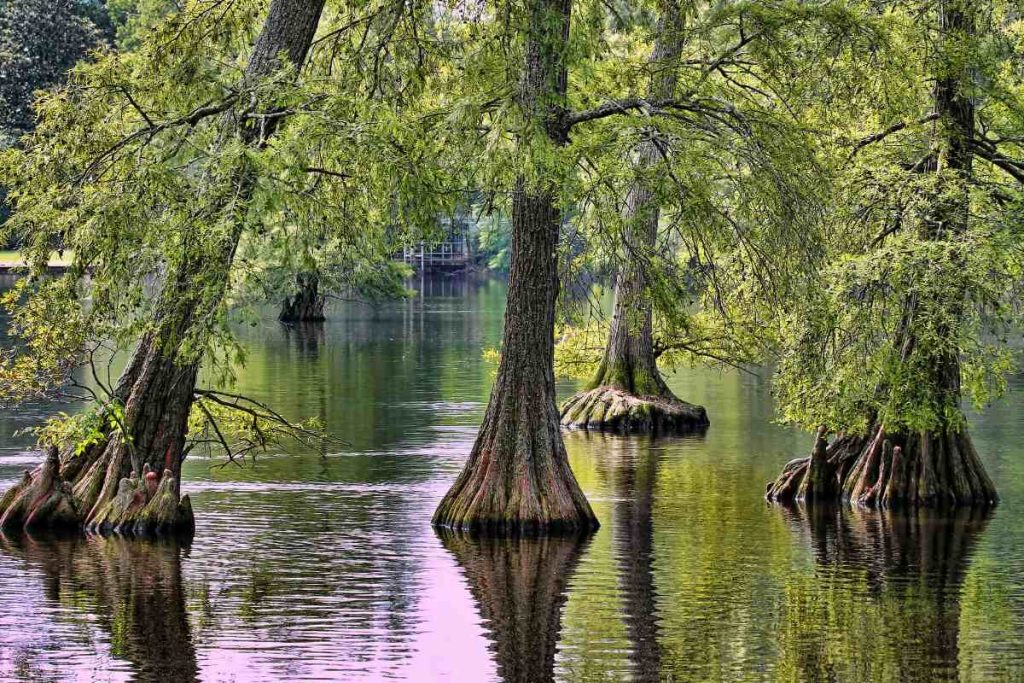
[1, 274, 1023, 682]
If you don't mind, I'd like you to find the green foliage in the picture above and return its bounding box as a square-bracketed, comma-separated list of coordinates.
[770, 0, 1024, 435]
[0, 0, 464, 407]
[3, 0, 1024, 449]
[17, 401, 126, 455]
[556, 0, 882, 379]
[474, 209, 512, 272]
[554, 300, 762, 380]
[105, 0, 177, 49]
[776, 225, 1023, 434]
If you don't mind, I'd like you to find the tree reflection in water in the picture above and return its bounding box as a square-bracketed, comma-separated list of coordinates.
[776, 504, 992, 682]
[590, 433, 666, 682]
[0, 532, 198, 682]
[438, 530, 593, 683]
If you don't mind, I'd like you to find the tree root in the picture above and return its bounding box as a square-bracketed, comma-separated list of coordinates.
[0, 446, 194, 536]
[560, 386, 708, 434]
[0, 447, 78, 531]
[766, 423, 998, 509]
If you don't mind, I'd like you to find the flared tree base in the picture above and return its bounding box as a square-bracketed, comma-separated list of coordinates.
[279, 273, 326, 323]
[0, 445, 195, 536]
[433, 416, 599, 536]
[433, 476, 599, 536]
[766, 424, 998, 508]
[560, 386, 708, 434]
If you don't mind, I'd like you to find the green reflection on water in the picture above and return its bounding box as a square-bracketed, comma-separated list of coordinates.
[0, 274, 1023, 682]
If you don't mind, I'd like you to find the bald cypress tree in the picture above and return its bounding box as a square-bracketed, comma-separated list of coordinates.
[432, 0, 599, 534]
[767, 0, 1024, 507]
[0, 0, 327, 533]
[559, 0, 709, 434]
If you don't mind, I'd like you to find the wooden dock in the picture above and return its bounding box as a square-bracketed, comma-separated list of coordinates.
[0, 256, 72, 274]
[396, 217, 473, 270]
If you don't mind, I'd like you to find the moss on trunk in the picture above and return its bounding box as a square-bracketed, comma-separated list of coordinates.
[561, 386, 707, 434]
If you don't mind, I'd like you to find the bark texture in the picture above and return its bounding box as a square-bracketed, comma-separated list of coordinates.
[560, 0, 707, 434]
[766, 423, 997, 508]
[0, 532, 198, 681]
[767, 0, 996, 509]
[438, 529, 591, 683]
[433, 0, 597, 533]
[279, 272, 326, 322]
[0, 0, 327, 535]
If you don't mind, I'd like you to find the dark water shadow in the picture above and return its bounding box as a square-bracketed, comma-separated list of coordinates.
[437, 529, 594, 683]
[586, 433, 666, 682]
[777, 503, 993, 682]
[282, 321, 326, 356]
[0, 532, 198, 682]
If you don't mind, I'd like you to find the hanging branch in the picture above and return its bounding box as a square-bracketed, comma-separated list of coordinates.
[189, 388, 348, 466]
[847, 112, 940, 159]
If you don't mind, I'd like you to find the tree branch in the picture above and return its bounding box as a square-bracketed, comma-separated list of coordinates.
[565, 97, 721, 130]
[303, 166, 350, 180]
[970, 139, 1024, 184]
[76, 94, 238, 184]
[847, 112, 939, 159]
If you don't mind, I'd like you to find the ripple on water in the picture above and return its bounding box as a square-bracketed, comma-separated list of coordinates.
[1, 279, 1024, 682]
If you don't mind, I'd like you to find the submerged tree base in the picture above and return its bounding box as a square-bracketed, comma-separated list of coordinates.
[433, 467, 599, 536]
[0, 445, 195, 536]
[279, 273, 326, 323]
[433, 404, 599, 536]
[766, 424, 998, 508]
[560, 387, 709, 434]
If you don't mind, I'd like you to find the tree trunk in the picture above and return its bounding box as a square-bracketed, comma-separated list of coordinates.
[279, 272, 326, 322]
[0, 0, 327, 535]
[560, 0, 707, 434]
[767, 0, 996, 509]
[438, 530, 591, 683]
[433, 0, 597, 534]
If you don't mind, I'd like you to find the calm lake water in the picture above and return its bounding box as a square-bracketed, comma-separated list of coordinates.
[1, 274, 1023, 682]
